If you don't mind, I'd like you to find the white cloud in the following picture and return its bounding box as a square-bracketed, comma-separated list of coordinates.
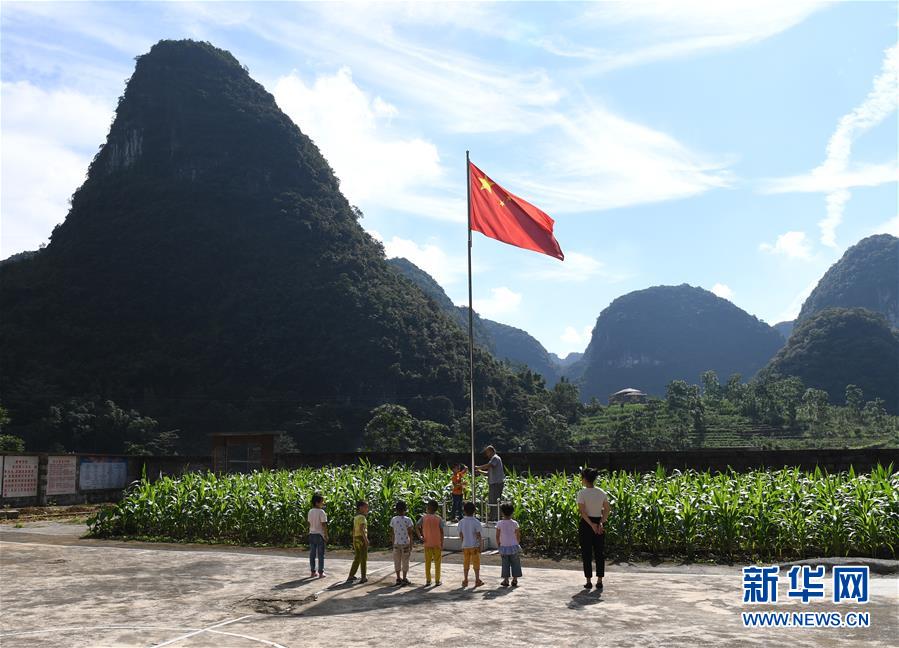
[511, 107, 732, 213]
[472, 287, 522, 318]
[1, 82, 115, 257]
[2, 81, 115, 147]
[872, 215, 899, 237]
[1, 134, 88, 257]
[561, 324, 593, 347]
[761, 162, 898, 194]
[761, 43, 899, 248]
[569, 1, 826, 71]
[234, 6, 561, 136]
[710, 283, 735, 300]
[1, 2, 154, 56]
[174, 4, 734, 213]
[759, 231, 812, 260]
[773, 279, 819, 323]
[523, 250, 627, 283]
[273, 68, 462, 220]
[372, 232, 465, 287]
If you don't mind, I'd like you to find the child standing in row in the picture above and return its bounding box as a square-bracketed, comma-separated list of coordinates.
[457, 501, 484, 587]
[495, 502, 522, 587]
[417, 499, 445, 586]
[346, 500, 369, 584]
[450, 463, 467, 522]
[390, 500, 417, 586]
[307, 493, 328, 578]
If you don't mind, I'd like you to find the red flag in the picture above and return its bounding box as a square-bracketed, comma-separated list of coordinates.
[468, 161, 564, 260]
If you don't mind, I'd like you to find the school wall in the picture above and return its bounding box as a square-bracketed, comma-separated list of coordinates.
[0, 453, 211, 508]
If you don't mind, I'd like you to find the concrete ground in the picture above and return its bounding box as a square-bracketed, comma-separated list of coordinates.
[0, 522, 896, 647]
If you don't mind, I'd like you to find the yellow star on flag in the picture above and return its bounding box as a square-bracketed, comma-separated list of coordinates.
[478, 177, 494, 192]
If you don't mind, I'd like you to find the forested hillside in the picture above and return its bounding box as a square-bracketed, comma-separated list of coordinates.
[764, 308, 899, 413]
[574, 285, 785, 402]
[0, 40, 557, 453]
[797, 234, 898, 326]
[387, 257, 561, 384]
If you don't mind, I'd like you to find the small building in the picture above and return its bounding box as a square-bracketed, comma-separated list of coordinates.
[210, 432, 279, 473]
[609, 388, 648, 405]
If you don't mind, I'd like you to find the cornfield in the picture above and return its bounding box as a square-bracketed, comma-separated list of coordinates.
[88, 462, 898, 560]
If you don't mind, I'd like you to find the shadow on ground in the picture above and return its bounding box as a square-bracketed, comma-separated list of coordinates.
[567, 591, 604, 610]
[271, 576, 318, 590]
[258, 574, 535, 617]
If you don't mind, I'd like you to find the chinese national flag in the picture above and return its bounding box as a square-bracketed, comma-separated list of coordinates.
[468, 162, 564, 260]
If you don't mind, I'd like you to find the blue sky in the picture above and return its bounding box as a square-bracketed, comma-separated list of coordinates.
[2, 1, 897, 356]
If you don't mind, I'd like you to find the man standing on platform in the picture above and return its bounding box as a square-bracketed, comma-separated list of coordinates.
[476, 445, 504, 521]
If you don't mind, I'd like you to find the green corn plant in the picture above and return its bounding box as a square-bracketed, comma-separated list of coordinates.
[86, 462, 898, 560]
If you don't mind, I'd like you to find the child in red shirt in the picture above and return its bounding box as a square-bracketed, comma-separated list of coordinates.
[450, 464, 467, 522]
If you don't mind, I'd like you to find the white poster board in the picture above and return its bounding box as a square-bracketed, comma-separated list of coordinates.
[46, 455, 78, 495]
[2, 455, 39, 498]
[79, 457, 128, 490]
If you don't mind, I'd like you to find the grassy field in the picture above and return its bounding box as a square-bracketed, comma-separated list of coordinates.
[88, 462, 898, 561]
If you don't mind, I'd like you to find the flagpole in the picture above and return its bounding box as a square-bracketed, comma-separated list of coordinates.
[466, 150, 476, 510]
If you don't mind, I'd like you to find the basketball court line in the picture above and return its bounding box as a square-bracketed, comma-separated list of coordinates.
[152, 615, 260, 646]
[0, 624, 289, 647]
[1, 539, 487, 647]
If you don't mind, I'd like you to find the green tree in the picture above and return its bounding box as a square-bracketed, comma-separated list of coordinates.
[845, 384, 864, 414]
[583, 397, 603, 416]
[413, 419, 455, 452]
[526, 407, 572, 451]
[125, 428, 180, 456]
[666, 380, 692, 412]
[800, 388, 830, 427]
[362, 404, 414, 451]
[0, 434, 25, 452]
[549, 378, 583, 424]
[690, 395, 706, 441]
[41, 398, 164, 453]
[701, 370, 722, 401]
[772, 376, 804, 429]
[862, 398, 887, 434]
[724, 373, 745, 403]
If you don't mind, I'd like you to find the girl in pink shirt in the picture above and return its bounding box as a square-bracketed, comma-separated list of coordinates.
[495, 502, 522, 587]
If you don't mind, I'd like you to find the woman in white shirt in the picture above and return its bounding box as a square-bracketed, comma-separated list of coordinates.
[576, 467, 611, 592]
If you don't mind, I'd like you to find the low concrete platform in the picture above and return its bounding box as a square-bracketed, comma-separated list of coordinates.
[0, 522, 896, 647]
[443, 520, 498, 551]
